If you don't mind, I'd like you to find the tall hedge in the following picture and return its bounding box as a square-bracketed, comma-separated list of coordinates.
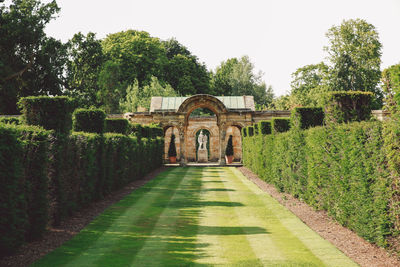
[324, 91, 374, 123]
[243, 121, 393, 247]
[291, 107, 324, 130]
[105, 118, 129, 134]
[73, 109, 106, 133]
[18, 96, 75, 134]
[271, 118, 291, 133]
[258, 121, 272, 135]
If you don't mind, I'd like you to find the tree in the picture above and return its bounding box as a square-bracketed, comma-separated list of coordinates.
[101, 30, 167, 87]
[163, 38, 210, 96]
[0, 0, 65, 114]
[290, 63, 328, 107]
[211, 56, 273, 107]
[65, 32, 104, 108]
[119, 76, 177, 112]
[381, 63, 400, 112]
[324, 19, 383, 108]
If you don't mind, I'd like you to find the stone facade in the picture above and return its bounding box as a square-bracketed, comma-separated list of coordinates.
[125, 94, 290, 165]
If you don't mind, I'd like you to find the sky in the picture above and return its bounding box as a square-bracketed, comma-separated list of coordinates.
[44, 0, 400, 96]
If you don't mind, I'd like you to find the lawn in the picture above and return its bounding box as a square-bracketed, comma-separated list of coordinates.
[32, 167, 356, 266]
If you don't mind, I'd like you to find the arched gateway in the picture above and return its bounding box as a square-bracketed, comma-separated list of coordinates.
[124, 94, 290, 165]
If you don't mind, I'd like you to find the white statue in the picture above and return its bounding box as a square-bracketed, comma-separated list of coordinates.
[198, 130, 208, 150]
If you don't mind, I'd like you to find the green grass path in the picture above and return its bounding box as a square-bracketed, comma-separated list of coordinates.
[33, 167, 357, 266]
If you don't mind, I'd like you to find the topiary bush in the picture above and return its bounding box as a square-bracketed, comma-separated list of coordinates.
[291, 107, 324, 130]
[258, 121, 272, 135]
[225, 135, 234, 156]
[72, 108, 106, 134]
[18, 96, 75, 134]
[168, 134, 177, 157]
[324, 91, 374, 123]
[271, 118, 291, 133]
[248, 126, 254, 136]
[105, 118, 129, 134]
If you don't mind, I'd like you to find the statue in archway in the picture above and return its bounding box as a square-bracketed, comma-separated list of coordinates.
[198, 130, 208, 150]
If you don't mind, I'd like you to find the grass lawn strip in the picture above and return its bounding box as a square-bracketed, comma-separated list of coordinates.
[32, 167, 187, 267]
[229, 167, 357, 267]
[129, 167, 201, 266]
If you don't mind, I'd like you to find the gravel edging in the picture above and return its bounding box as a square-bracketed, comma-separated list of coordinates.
[238, 166, 400, 267]
[0, 167, 166, 267]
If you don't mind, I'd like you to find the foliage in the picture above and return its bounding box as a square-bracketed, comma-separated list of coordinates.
[225, 135, 234, 156]
[0, 123, 50, 254]
[65, 32, 104, 108]
[211, 56, 274, 107]
[291, 107, 324, 130]
[247, 126, 254, 136]
[325, 19, 383, 108]
[324, 91, 373, 123]
[290, 63, 329, 107]
[0, 116, 21, 125]
[271, 118, 291, 133]
[120, 77, 177, 112]
[168, 134, 177, 157]
[72, 108, 106, 133]
[0, 0, 66, 114]
[381, 63, 400, 112]
[241, 127, 247, 137]
[243, 121, 392, 247]
[18, 96, 75, 134]
[105, 118, 129, 134]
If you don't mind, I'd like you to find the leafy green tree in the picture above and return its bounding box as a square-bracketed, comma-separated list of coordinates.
[163, 38, 210, 96]
[65, 32, 104, 108]
[0, 0, 65, 114]
[382, 63, 400, 112]
[290, 63, 328, 107]
[211, 56, 273, 107]
[101, 30, 167, 87]
[119, 76, 177, 112]
[324, 19, 383, 107]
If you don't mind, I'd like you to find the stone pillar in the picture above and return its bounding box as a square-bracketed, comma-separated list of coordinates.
[219, 122, 227, 165]
[178, 125, 186, 166]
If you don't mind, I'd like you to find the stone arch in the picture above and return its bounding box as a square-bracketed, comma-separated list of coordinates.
[178, 95, 228, 125]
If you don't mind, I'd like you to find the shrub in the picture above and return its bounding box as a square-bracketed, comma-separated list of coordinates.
[242, 127, 247, 137]
[253, 123, 259, 135]
[73, 108, 106, 134]
[271, 118, 290, 133]
[291, 107, 324, 130]
[105, 118, 129, 134]
[0, 116, 21, 125]
[225, 135, 234, 156]
[18, 96, 75, 134]
[258, 121, 272, 135]
[324, 91, 374, 123]
[168, 134, 177, 157]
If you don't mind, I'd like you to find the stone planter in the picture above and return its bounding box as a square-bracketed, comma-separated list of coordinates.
[169, 156, 177, 163]
[225, 155, 234, 164]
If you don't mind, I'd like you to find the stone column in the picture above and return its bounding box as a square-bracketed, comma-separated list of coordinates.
[219, 122, 227, 165]
[178, 124, 186, 166]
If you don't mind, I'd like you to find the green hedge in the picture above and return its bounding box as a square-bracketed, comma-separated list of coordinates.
[291, 107, 324, 130]
[0, 123, 163, 255]
[248, 126, 254, 136]
[129, 123, 163, 139]
[105, 118, 129, 134]
[243, 121, 393, 247]
[324, 91, 374, 123]
[18, 96, 75, 134]
[271, 118, 291, 133]
[258, 121, 272, 135]
[0, 123, 51, 255]
[72, 108, 106, 133]
[241, 127, 247, 137]
[0, 116, 21, 125]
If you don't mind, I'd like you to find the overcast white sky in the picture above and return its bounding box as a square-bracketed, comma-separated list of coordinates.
[44, 0, 400, 96]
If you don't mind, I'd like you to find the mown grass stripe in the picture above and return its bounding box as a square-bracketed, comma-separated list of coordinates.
[32, 167, 187, 267]
[230, 167, 357, 267]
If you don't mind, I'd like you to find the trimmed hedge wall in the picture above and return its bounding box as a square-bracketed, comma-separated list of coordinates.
[243, 121, 394, 247]
[324, 91, 374, 123]
[18, 96, 75, 134]
[0, 123, 163, 255]
[130, 123, 163, 139]
[258, 121, 272, 135]
[0, 117, 21, 125]
[271, 118, 291, 133]
[105, 118, 129, 134]
[291, 107, 324, 130]
[73, 109, 106, 133]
